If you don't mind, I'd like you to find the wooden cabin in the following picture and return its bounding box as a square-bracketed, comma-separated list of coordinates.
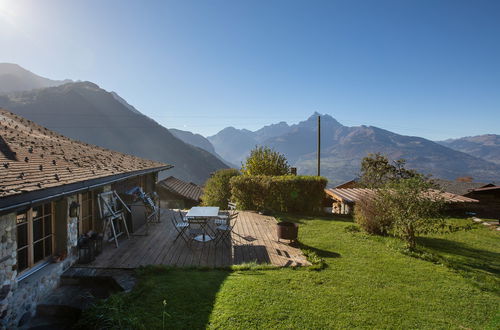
[324, 187, 479, 215]
[157, 176, 203, 209]
[0, 109, 171, 328]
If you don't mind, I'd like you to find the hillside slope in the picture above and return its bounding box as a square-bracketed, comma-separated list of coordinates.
[0, 82, 227, 184]
[438, 134, 500, 165]
[0, 63, 71, 93]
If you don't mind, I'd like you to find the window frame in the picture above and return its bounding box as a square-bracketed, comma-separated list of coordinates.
[78, 191, 95, 235]
[16, 202, 55, 276]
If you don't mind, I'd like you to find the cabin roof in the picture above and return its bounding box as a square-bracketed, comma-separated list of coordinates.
[157, 176, 203, 202]
[0, 108, 171, 205]
[431, 178, 494, 196]
[325, 188, 479, 204]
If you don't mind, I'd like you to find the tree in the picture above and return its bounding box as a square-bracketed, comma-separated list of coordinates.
[201, 169, 240, 208]
[377, 177, 445, 250]
[241, 146, 290, 176]
[358, 153, 418, 188]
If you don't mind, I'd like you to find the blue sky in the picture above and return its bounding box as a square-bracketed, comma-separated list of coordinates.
[1, 0, 499, 139]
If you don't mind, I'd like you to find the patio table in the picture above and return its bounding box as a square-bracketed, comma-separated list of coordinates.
[186, 206, 220, 242]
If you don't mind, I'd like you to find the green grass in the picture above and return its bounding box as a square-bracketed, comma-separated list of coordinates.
[78, 216, 500, 329]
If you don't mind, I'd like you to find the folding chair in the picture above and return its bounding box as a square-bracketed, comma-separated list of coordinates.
[215, 210, 238, 226]
[214, 213, 238, 246]
[170, 213, 190, 244]
[178, 210, 189, 222]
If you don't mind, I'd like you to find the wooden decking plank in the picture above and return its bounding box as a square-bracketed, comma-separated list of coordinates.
[85, 210, 308, 269]
[248, 213, 282, 266]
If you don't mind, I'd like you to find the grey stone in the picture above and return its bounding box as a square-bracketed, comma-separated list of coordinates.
[17, 311, 31, 327]
[0, 286, 10, 301]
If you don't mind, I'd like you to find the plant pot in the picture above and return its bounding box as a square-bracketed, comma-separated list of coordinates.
[277, 222, 298, 242]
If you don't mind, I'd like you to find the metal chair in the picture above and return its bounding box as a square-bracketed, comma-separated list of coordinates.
[178, 210, 189, 222]
[214, 213, 238, 246]
[170, 212, 190, 244]
[215, 209, 238, 226]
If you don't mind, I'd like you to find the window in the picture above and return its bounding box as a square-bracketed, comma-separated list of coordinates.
[79, 191, 94, 235]
[16, 202, 54, 273]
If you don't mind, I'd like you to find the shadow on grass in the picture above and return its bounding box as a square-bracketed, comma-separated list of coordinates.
[276, 213, 355, 224]
[295, 241, 341, 260]
[417, 237, 500, 294]
[77, 266, 231, 329]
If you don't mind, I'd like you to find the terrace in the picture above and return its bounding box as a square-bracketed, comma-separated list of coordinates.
[80, 210, 309, 269]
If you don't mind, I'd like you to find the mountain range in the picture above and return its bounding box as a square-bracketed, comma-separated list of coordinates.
[0, 63, 72, 94]
[437, 135, 500, 166]
[207, 114, 500, 185]
[1, 63, 499, 186]
[0, 63, 227, 184]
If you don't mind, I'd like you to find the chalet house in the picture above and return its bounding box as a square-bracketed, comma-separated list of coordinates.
[460, 186, 500, 218]
[157, 176, 203, 209]
[0, 109, 171, 328]
[432, 179, 495, 196]
[433, 179, 499, 217]
[324, 188, 478, 215]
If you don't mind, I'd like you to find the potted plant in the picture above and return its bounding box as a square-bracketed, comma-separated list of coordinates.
[277, 221, 298, 243]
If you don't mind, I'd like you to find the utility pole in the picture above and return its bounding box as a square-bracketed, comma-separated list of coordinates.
[317, 115, 321, 176]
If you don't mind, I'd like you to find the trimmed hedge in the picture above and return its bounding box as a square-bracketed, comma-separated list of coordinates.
[230, 175, 327, 213]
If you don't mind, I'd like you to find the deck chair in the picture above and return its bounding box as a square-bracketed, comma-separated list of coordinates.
[214, 213, 238, 246]
[228, 201, 237, 210]
[171, 212, 190, 244]
[126, 186, 160, 224]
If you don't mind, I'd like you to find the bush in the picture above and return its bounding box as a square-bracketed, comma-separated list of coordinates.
[379, 177, 445, 250]
[241, 146, 290, 176]
[230, 175, 327, 213]
[201, 169, 240, 208]
[353, 196, 392, 235]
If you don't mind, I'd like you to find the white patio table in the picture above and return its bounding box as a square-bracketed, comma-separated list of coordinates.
[186, 206, 220, 242]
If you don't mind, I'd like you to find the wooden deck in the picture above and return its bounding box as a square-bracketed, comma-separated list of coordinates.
[82, 210, 309, 268]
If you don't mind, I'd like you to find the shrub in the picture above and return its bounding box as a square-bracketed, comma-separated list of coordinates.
[241, 146, 290, 176]
[230, 175, 327, 213]
[378, 177, 445, 250]
[353, 195, 392, 235]
[201, 169, 240, 208]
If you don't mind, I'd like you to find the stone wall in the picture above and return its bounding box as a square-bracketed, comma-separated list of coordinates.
[0, 213, 16, 329]
[0, 194, 80, 329]
[67, 195, 79, 252]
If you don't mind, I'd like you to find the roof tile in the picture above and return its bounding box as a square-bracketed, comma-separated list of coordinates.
[0, 108, 170, 198]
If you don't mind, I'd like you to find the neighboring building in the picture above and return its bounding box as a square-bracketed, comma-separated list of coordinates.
[324, 188, 478, 215]
[432, 179, 498, 217]
[432, 179, 495, 196]
[335, 179, 358, 189]
[462, 186, 500, 218]
[157, 176, 203, 209]
[0, 109, 172, 328]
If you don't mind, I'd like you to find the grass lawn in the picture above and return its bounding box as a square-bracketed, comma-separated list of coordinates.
[78, 216, 500, 329]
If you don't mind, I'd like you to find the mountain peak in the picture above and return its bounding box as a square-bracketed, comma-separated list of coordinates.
[0, 63, 71, 93]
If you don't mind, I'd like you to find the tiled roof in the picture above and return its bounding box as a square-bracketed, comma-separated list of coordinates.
[471, 186, 500, 192]
[431, 178, 493, 196]
[158, 176, 203, 202]
[0, 108, 171, 198]
[325, 188, 478, 203]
